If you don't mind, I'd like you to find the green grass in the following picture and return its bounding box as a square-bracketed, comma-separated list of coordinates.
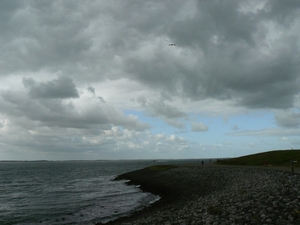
[215, 149, 300, 167]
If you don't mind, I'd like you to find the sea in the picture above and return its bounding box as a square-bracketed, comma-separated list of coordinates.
[0, 159, 205, 225]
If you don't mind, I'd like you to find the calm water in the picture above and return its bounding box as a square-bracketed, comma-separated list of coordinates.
[0, 159, 206, 225]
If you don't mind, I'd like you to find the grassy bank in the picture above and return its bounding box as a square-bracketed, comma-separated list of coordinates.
[215, 149, 300, 167]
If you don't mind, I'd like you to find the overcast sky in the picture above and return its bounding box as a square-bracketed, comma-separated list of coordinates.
[1, 0, 300, 160]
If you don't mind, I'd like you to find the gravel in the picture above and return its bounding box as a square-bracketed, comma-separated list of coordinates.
[103, 166, 300, 225]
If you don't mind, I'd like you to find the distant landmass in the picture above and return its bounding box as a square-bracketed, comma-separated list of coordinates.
[216, 149, 300, 167]
[0, 160, 51, 163]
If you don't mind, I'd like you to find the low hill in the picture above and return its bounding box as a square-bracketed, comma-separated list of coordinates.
[215, 150, 300, 167]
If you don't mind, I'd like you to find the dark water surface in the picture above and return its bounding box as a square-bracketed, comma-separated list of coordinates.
[0, 159, 205, 224]
[0, 160, 162, 225]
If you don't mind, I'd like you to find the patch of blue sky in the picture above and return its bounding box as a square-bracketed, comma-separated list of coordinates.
[226, 110, 276, 132]
[185, 111, 278, 148]
[123, 110, 279, 150]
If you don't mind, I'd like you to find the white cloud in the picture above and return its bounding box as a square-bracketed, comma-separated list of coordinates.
[0, 80, 150, 131]
[229, 128, 300, 137]
[232, 125, 239, 131]
[191, 122, 208, 132]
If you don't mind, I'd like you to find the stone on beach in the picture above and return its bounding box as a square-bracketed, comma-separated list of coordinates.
[104, 166, 300, 225]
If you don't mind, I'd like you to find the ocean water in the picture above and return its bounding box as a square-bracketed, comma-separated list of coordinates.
[0, 159, 206, 225]
[0, 160, 162, 225]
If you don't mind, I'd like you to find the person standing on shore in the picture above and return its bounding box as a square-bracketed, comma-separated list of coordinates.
[201, 161, 204, 167]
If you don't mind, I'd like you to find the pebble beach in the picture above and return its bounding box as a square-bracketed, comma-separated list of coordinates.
[102, 165, 300, 225]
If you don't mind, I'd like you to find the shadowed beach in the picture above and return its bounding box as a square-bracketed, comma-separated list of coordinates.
[100, 164, 300, 225]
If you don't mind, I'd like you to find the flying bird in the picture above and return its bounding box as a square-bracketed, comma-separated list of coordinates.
[168, 44, 176, 46]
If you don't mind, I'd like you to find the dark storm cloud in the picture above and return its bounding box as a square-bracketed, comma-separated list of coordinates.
[87, 86, 95, 95]
[0, 1, 24, 28]
[1, 0, 300, 111]
[0, 0, 92, 75]
[1, 0, 300, 159]
[264, 0, 300, 25]
[170, 0, 258, 48]
[23, 77, 79, 99]
[275, 111, 300, 128]
[123, 0, 300, 110]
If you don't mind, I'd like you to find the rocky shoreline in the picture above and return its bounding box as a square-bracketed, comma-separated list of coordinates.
[101, 166, 300, 225]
